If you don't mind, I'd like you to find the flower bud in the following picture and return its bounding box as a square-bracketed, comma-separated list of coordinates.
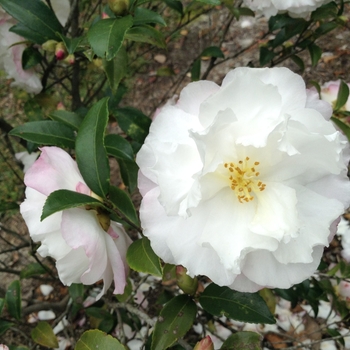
[102, 12, 110, 19]
[193, 336, 214, 350]
[176, 265, 198, 295]
[108, 0, 129, 16]
[92, 58, 103, 69]
[64, 54, 75, 65]
[57, 102, 65, 110]
[55, 42, 67, 61]
[42, 40, 58, 53]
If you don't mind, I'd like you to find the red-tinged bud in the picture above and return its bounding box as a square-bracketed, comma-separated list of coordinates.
[102, 12, 110, 19]
[42, 40, 58, 52]
[56, 102, 65, 110]
[64, 54, 75, 65]
[193, 336, 214, 350]
[55, 42, 67, 61]
[176, 265, 198, 295]
[108, 0, 129, 16]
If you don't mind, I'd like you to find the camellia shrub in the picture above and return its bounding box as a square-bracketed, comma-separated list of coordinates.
[0, 0, 350, 349]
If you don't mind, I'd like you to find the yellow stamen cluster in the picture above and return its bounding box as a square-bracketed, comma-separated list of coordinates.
[224, 157, 266, 203]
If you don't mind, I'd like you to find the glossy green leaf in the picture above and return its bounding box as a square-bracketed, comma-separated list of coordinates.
[10, 23, 45, 44]
[196, 0, 220, 5]
[75, 329, 124, 350]
[201, 46, 224, 58]
[290, 55, 305, 72]
[0, 319, 13, 335]
[152, 295, 197, 350]
[315, 21, 338, 36]
[76, 98, 110, 198]
[199, 283, 275, 324]
[69, 283, 84, 318]
[309, 80, 321, 95]
[69, 283, 84, 304]
[191, 58, 201, 81]
[0, 0, 62, 44]
[334, 80, 350, 111]
[41, 189, 106, 221]
[308, 43, 322, 67]
[85, 307, 115, 331]
[127, 237, 162, 277]
[49, 110, 83, 131]
[259, 46, 275, 66]
[271, 17, 307, 48]
[57, 33, 83, 54]
[119, 159, 138, 192]
[220, 331, 262, 350]
[311, 2, 338, 20]
[109, 185, 139, 226]
[20, 263, 47, 279]
[31, 321, 59, 348]
[6, 280, 21, 320]
[22, 46, 42, 70]
[9, 121, 75, 148]
[126, 25, 166, 49]
[163, 0, 183, 15]
[133, 8, 167, 26]
[114, 107, 151, 144]
[88, 16, 133, 60]
[103, 47, 128, 93]
[105, 134, 134, 162]
[331, 117, 350, 141]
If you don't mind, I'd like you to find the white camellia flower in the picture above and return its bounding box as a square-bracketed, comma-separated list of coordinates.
[0, 0, 70, 93]
[137, 67, 350, 292]
[0, 10, 42, 94]
[243, 0, 332, 18]
[20, 147, 132, 299]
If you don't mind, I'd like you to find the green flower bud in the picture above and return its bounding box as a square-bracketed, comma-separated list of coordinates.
[42, 40, 58, 53]
[64, 54, 75, 65]
[108, 0, 129, 16]
[176, 265, 198, 295]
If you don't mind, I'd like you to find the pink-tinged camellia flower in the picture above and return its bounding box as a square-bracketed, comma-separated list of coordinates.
[0, 9, 42, 94]
[321, 80, 350, 112]
[243, 0, 332, 18]
[136, 67, 350, 292]
[20, 147, 132, 299]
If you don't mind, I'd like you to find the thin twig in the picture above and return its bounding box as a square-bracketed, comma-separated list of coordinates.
[23, 295, 70, 316]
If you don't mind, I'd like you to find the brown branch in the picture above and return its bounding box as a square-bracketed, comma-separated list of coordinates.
[23, 295, 70, 316]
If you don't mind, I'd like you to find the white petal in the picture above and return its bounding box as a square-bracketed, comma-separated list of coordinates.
[250, 182, 298, 241]
[242, 246, 324, 289]
[25, 147, 85, 196]
[56, 247, 89, 285]
[61, 209, 108, 285]
[176, 80, 220, 116]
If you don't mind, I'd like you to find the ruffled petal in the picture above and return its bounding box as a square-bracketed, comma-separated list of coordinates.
[242, 246, 324, 289]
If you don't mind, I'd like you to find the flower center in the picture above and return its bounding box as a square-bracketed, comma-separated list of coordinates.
[224, 157, 266, 203]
